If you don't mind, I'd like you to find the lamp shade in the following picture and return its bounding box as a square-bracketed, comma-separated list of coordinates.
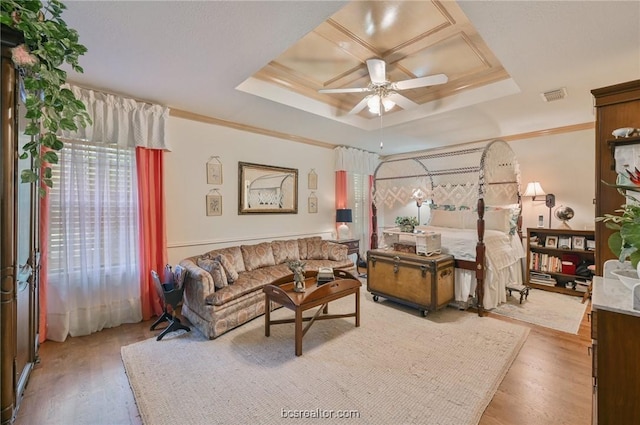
[336, 209, 352, 223]
[522, 181, 546, 199]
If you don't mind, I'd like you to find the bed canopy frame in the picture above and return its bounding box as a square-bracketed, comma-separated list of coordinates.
[371, 139, 521, 316]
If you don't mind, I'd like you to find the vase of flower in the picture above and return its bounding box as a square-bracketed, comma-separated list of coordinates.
[395, 216, 419, 233]
[287, 260, 307, 293]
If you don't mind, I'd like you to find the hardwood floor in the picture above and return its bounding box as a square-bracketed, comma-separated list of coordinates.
[14, 300, 593, 425]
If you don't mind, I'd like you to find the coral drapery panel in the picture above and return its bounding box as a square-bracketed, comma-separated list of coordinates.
[335, 170, 347, 233]
[136, 147, 166, 320]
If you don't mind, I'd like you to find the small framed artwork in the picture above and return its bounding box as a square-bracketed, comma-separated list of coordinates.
[206, 157, 223, 185]
[586, 239, 596, 251]
[558, 236, 572, 249]
[308, 192, 318, 213]
[545, 236, 558, 248]
[308, 169, 317, 190]
[572, 236, 586, 250]
[206, 192, 222, 216]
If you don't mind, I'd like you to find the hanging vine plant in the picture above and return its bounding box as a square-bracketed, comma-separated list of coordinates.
[1, 0, 90, 195]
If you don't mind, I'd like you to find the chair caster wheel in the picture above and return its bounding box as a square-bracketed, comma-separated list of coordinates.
[373, 295, 379, 302]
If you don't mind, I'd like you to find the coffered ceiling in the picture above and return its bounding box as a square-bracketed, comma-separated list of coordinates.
[239, 1, 514, 130]
[60, 1, 640, 155]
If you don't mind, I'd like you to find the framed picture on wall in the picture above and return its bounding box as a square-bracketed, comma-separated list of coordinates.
[308, 192, 318, 213]
[206, 193, 222, 216]
[206, 157, 223, 185]
[238, 162, 298, 214]
[308, 169, 317, 190]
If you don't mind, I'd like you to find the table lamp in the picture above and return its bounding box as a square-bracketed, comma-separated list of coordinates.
[336, 209, 352, 240]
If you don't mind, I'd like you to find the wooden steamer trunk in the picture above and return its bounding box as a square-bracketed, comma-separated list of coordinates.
[367, 249, 455, 316]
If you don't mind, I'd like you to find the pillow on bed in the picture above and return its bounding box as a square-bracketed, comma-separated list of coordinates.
[483, 209, 512, 233]
[428, 209, 462, 228]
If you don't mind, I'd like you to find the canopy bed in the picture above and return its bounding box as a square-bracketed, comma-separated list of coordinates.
[371, 139, 524, 316]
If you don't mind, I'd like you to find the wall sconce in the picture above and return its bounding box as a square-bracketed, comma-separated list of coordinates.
[522, 181, 546, 201]
[336, 208, 352, 240]
[523, 181, 555, 228]
[411, 188, 426, 224]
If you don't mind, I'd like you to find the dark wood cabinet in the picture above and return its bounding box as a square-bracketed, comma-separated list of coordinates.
[591, 304, 640, 424]
[366, 249, 454, 316]
[1, 25, 40, 425]
[592, 80, 640, 274]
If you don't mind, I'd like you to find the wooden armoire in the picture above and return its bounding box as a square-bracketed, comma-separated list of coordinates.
[592, 79, 640, 274]
[1, 25, 41, 424]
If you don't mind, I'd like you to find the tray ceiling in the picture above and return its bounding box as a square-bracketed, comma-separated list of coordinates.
[238, 1, 516, 129]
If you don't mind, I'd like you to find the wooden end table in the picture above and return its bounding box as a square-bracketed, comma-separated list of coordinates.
[263, 270, 361, 356]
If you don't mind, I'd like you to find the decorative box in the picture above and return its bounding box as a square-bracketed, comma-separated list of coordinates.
[393, 241, 416, 254]
[415, 232, 441, 256]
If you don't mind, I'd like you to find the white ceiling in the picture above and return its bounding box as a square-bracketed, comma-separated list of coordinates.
[61, 1, 640, 155]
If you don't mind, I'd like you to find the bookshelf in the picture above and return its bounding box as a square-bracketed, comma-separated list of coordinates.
[526, 227, 595, 296]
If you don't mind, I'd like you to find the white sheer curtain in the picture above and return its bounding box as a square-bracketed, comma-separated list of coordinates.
[46, 85, 169, 342]
[335, 147, 379, 255]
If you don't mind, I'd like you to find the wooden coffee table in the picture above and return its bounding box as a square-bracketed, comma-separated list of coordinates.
[263, 270, 361, 356]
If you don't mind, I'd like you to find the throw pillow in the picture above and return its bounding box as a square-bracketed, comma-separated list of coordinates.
[307, 239, 329, 260]
[297, 236, 321, 260]
[271, 239, 300, 264]
[218, 254, 238, 283]
[428, 209, 462, 228]
[327, 242, 348, 261]
[241, 242, 276, 271]
[196, 256, 228, 289]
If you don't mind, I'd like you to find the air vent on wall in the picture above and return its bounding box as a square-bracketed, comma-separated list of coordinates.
[541, 87, 567, 102]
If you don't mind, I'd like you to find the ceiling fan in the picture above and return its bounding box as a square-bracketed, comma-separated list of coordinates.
[318, 58, 448, 115]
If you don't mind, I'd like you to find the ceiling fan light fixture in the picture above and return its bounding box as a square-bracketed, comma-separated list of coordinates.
[382, 97, 395, 111]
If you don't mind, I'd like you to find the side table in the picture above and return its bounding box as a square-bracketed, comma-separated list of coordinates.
[327, 238, 365, 277]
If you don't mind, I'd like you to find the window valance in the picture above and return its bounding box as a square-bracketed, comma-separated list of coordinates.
[59, 84, 170, 150]
[334, 146, 379, 175]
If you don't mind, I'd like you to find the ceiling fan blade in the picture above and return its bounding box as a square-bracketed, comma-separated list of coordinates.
[318, 87, 371, 94]
[387, 93, 418, 110]
[394, 74, 448, 91]
[348, 95, 372, 115]
[366, 59, 387, 84]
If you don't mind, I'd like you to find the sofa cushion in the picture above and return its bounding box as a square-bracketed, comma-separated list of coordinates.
[201, 250, 240, 282]
[327, 242, 349, 261]
[196, 256, 228, 289]
[298, 236, 321, 260]
[307, 239, 329, 260]
[271, 239, 300, 264]
[203, 246, 246, 274]
[241, 242, 276, 271]
[207, 265, 291, 306]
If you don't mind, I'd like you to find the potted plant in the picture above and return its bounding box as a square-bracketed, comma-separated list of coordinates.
[395, 216, 419, 233]
[1, 0, 90, 195]
[597, 169, 640, 267]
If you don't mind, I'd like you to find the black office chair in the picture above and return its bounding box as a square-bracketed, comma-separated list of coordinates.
[150, 266, 190, 341]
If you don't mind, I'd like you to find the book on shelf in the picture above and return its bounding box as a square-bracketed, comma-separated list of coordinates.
[529, 271, 557, 286]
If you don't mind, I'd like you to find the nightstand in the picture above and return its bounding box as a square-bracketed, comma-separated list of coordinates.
[327, 238, 364, 276]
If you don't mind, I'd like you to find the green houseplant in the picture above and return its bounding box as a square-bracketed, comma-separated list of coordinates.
[395, 216, 419, 232]
[597, 169, 640, 267]
[1, 0, 90, 194]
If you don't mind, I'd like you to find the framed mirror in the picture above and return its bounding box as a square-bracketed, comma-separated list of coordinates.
[238, 162, 298, 214]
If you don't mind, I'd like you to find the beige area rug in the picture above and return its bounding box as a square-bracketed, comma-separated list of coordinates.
[121, 289, 528, 425]
[492, 288, 588, 334]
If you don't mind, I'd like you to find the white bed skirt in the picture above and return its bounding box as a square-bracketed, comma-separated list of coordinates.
[455, 260, 524, 310]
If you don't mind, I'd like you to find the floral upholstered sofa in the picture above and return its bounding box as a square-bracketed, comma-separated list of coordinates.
[179, 236, 355, 339]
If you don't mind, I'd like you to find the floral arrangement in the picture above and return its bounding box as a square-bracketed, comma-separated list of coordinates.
[1, 0, 90, 194]
[395, 216, 419, 227]
[597, 169, 640, 267]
